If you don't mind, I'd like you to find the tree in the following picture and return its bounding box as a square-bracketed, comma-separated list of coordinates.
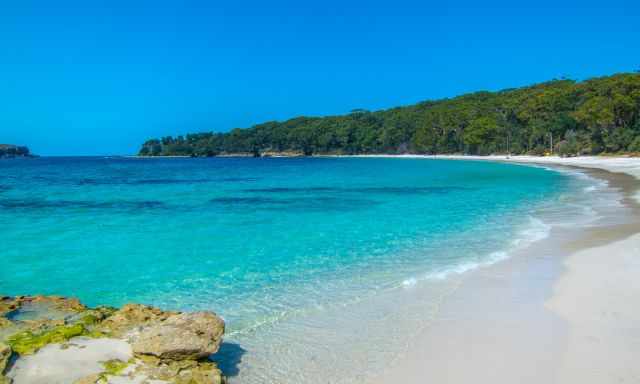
[137, 73, 640, 157]
[463, 116, 499, 154]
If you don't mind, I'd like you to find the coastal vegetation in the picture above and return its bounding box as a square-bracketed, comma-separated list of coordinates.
[139, 72, 640, 157]
[0, 145, 30, 158]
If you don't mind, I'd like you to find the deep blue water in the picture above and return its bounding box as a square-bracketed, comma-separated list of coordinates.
[0, 157, 573, 334]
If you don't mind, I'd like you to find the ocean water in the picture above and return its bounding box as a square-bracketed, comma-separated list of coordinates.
[0, 157, 600, 382]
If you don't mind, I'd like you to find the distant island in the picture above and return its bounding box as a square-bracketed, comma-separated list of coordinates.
[139, 73, 640, 158]
[0, 144, 32, 158]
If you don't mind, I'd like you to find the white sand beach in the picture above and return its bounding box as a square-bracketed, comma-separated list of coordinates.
[367, 155, 640, 383]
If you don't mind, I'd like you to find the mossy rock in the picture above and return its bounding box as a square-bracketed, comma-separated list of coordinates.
[173, 361, 224, 384]
[6, 323, 87, 355]
[77, 307, 118, 326]
[101, 359, 129, 375]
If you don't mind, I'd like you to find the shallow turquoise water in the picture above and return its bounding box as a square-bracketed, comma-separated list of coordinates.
[0, 157, 573, 334]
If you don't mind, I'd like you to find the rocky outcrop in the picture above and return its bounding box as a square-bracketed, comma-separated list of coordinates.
[0, 295, 86, 316]
[132, 312, 224, 360]
[100, 303, 176, 336]
[0, 295, 227, 384]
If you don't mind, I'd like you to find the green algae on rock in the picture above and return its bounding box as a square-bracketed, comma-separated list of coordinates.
[101, 358, 130, 375]
[7, 323, 87, 355]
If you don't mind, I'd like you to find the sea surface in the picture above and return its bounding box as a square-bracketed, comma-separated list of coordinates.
[0, 157, 603, 382]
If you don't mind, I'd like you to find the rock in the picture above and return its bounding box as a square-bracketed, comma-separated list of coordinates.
[6, 323, 88, 355]
[0, 318, 12, 329]
[0, 343, 12, 384]
[0, 296, 227, 384]
[176, 361, 224, 384]
[0, 298, 19, 317]
[100, 304, 176, 336]
[132, 312, 224, 360]
[72, 374, 101, 384]
[0, 342, 11, 374]
[31, 295, 86, 312]
[132, 356, 223, 384]
[0, 295, 86, 319]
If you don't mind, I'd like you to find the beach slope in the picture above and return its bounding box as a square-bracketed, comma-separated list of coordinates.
[370, 155, 640, 383]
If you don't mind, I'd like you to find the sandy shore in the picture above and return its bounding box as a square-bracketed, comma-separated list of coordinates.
[368, 155, 640, 383]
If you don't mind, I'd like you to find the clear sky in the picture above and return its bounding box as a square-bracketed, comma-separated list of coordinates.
[1, 0, 639, 155]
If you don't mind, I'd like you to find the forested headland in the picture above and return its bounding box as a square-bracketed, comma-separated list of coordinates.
[139, 73, 640, 157]
[0, 144, 31, 158]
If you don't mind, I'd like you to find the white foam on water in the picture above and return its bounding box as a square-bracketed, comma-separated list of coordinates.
[396, 163, 623, 289]
[228, 214, 559, 383]
[398, 216, 552, 287]
[401, 277, 417, 288]
[511, 217, 551, 247]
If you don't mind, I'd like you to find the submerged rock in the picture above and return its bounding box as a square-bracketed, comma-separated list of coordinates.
[132, 312, 225, 360]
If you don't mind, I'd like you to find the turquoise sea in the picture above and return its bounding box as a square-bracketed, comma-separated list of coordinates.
[0, 157, 597, 382]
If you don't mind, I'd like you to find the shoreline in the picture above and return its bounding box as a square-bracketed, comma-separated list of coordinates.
[218, 157, 638, 384]
[0, 296, 226, 384]
[368, 155, 640, 383]
[4, 155, 640, 383]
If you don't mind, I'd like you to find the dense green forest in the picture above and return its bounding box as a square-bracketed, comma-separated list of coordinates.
[139, 73, 640, 157]
[0, 145, 30, 158]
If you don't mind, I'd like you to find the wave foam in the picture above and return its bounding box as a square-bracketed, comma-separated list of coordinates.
[400, 216, 551, 287]
[511, 217, 552, 247]
[401, 278, 417, 288]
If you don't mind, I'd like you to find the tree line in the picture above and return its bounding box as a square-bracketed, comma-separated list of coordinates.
[0, 145, 31, 158]
[139, 73, 640, 157]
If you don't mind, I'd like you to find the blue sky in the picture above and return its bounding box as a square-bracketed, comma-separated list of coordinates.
[1, 0, 638, 155]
